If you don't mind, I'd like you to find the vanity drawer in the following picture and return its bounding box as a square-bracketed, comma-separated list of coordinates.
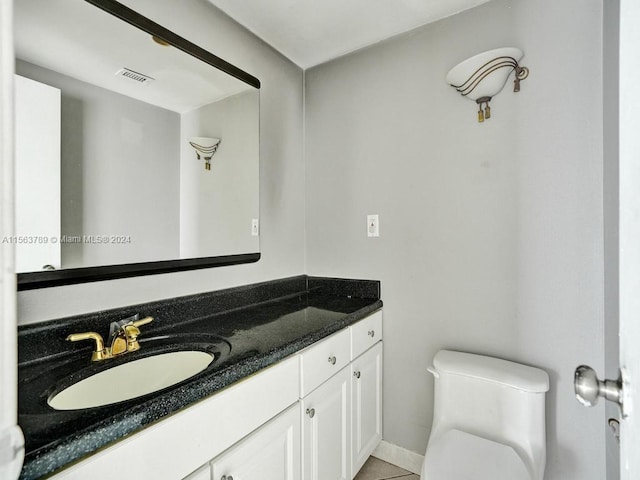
[350, 311, 383, 360]
[300, 328, 350, 397]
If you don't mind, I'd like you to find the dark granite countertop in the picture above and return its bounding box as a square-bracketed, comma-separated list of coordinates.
[17, 275, 382, 479]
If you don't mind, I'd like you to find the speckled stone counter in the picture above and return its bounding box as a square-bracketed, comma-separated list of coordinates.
[17, 275, 382, 479]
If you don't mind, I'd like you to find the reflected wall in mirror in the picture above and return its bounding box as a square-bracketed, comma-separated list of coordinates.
[13, 0, 260, 289]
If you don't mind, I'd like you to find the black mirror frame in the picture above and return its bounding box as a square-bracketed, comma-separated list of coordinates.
[17, 0, 261, 291]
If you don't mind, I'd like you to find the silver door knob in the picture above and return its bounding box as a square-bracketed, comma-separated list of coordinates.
[353, 371, 361, 379]
[368, 330, 375, 337]
[574, 365, 623, 407]
[328, 356, 336, 365]
[306, 408, 315, 418]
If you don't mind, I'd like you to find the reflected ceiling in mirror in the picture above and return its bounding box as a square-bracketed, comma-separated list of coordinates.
[14, 0, 260, 290]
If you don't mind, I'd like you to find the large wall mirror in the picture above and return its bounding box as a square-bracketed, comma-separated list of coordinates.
[14, 0, 260, 290]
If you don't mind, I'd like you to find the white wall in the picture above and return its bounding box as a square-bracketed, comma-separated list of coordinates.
[17, 0, 304, 324]
[305, 0, 605, 479]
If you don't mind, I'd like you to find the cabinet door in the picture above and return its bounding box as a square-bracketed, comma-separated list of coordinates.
[351, 342, 383, 476]
[210, 404, 300, 480]
[301, 366, 351, 480]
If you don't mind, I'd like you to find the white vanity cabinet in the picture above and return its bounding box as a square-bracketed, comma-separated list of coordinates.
[299, 310, 383, 480]
[48, 311, 382, 480]
[209, 404, 301, 480]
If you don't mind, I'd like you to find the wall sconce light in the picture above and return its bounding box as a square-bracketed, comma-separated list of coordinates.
[189, 137, 221, 171]
[445, 47, 529, 122]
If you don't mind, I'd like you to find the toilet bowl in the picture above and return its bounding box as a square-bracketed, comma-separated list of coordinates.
[422, 350, 549, 480]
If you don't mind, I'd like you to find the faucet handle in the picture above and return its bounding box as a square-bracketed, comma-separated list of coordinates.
[131, 316, 153, 328]
[121, 316, 152, 353]
[67, 332, 109, 361]
[124, 323, 141, 340]
[109, 316, 153, 355]
[110, 324, 142, 355]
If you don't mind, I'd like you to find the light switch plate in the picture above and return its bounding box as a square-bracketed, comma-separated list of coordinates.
[367, 214, 379, 237]
[251, 218, 259, 236]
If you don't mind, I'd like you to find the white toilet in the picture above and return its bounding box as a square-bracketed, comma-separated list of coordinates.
[422, 350, 550, 480]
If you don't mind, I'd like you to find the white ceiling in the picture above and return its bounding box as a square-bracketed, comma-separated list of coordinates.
[206, 0, 492, 69]
[15, 0, 251, 113]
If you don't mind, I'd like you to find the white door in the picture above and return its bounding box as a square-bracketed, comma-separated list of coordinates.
[618, 0, 640, 477]
[574, 0, 640, 478]
[0, 1, 24, 479]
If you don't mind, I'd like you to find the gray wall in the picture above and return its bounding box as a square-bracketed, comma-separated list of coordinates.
[16, 60, 181, 268]
[17, 0, 304, 323]
[304, 0, 605, 479]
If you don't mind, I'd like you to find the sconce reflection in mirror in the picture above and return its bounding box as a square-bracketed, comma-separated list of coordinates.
[446, 47, 529, 122]
[189, 137, 221, 171]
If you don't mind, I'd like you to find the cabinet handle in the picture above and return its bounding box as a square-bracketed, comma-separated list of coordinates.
[306, 408, 315, 418]
[368, 330, 375, 338]
[328, 355, 337, 365]
[354, 370, 361, 379]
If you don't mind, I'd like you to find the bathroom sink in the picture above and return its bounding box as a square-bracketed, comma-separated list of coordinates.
[48, 350, 214, 410]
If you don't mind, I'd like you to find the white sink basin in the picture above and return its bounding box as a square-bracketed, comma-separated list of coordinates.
[48, 351, 214, 410]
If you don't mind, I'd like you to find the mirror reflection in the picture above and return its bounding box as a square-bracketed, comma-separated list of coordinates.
[13, 0, 259, 275]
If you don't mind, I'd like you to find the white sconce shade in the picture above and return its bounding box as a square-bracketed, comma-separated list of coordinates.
[446, 47, 529, 122]
[189, 137, 221, 171]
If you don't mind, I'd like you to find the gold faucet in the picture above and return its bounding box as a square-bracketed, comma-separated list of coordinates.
[67, 316, 153, 361]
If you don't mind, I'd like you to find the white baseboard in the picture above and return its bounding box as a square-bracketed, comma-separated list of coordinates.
[372, 440, 424, 475]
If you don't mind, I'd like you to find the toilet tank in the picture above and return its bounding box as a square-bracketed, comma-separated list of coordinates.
[426, 350, 550, 480]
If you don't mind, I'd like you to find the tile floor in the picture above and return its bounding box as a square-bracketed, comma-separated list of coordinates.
[353, 456, 419, 480]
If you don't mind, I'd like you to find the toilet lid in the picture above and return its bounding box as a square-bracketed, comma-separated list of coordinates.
[423, 429, 530, 480]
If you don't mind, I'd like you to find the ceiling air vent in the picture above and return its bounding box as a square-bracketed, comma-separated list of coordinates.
[115, 68, 154, 85]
